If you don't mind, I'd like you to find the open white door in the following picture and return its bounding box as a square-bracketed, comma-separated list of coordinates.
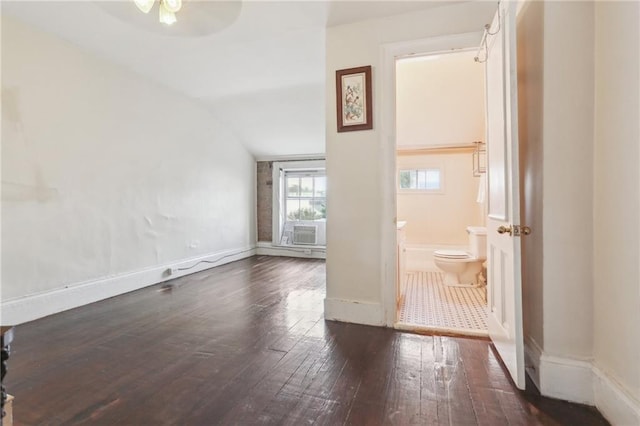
[485, 1, 527, 389]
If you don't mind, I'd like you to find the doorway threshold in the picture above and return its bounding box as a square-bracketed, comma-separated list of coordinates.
[395, 322, 489, 338]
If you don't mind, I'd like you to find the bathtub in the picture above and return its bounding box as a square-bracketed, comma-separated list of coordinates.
[405, 243, 469, 272]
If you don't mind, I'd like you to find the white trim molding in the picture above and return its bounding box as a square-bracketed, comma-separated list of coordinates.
[525, 337, 594, 404]
[0, 246, 256, 325]
[538, 353, 595, 405]
[324, 298, 384, 326]
[524, 336, 595, 405]
[256, 241, 326, 259]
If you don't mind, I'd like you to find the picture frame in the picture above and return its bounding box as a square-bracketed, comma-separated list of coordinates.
[336, 65, 373, 132]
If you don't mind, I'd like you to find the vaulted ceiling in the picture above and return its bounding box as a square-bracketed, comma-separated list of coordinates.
[2, 1, 468, 158]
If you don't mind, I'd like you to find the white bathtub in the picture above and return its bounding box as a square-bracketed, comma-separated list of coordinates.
[405, 243, 468, 272]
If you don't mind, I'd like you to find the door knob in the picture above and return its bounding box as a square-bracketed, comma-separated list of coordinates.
[497, 225, 512, 235]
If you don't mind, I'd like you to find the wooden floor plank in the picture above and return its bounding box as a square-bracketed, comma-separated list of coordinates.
[3, 256, 609, 426]
[418, 336, 441, 425]
[345, 329, 399, 425]
[433, 336, 479, 425]
[455, 338, 512, 425]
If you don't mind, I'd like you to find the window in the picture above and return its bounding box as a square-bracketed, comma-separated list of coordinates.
[285, 172, 326, 221]
[272, 160, 327, 248]
[399, 168, 441, 191]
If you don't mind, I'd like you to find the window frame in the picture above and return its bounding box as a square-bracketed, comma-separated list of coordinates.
[397, 167, 444, 194]
[284, 171, 326, 222]
[272, 160, 326, 247]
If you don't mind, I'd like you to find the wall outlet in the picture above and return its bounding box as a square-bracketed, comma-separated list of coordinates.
[168, 267, 179, 275]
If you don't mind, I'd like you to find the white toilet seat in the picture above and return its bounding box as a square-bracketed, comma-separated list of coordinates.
[434, 249, 472, 260]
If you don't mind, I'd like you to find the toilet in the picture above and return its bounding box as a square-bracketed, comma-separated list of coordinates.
[433, 226, 487, 287]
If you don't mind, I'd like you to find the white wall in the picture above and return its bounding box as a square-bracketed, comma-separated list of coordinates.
[541, 1, 595, 362]
[324, 1, 496, 325]
[397, 151, 483, 246]
[396, 51, 485, 148]
[593, 1, 640, 423]
[1, 17, 256, 323]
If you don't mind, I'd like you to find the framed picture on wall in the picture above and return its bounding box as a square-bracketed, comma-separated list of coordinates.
[336, 65, 373, 132]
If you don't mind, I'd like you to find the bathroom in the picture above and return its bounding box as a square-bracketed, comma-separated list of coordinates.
[395, 50, 488, 336]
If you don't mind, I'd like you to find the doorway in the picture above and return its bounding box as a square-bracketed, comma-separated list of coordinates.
[393, 50, 488, 336]
[381, 3, 526, 389]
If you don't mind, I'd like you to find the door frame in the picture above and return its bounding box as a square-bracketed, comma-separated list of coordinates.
[379, 32, 485, 326]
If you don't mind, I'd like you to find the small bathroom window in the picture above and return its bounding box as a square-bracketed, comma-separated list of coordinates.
[399, 168, 442, 191]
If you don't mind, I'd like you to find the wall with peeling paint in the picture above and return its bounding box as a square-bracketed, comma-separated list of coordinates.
[1, 17, 256, 307]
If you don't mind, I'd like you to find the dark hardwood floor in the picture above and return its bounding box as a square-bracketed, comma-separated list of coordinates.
[5, 256, 607, 425]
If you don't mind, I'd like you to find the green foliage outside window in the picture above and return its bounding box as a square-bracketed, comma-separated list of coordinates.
[399, 171, 411, 189]
[287, 207, 324, 221]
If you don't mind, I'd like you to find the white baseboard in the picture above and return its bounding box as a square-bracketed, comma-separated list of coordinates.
[538, 352, 595, 405]
[256, 241, 326, 259]
[525, 336, 594, 404]
[593, 366, 640, 426]
[525, 336, 640, 424]
[524, 336, 543, 392]
[0, 246, 256, 325]
[324, 298, 384, 326]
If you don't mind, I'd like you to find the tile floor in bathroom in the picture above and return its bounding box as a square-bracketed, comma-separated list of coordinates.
[398, 270, 488, 336]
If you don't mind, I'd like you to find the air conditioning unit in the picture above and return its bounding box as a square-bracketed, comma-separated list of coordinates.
[293, 225, 317, 245]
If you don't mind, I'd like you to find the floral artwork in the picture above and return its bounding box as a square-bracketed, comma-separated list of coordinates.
[342, 77, 365, 124]
[336, 66, 372, 132]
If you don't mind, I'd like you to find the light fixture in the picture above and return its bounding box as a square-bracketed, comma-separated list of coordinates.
[162, 0, 182, 13]
[134, 0, 182, 25]
[158, 2, 177, 25]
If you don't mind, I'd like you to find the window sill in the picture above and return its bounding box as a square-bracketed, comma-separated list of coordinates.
[256, 242, 327, 259]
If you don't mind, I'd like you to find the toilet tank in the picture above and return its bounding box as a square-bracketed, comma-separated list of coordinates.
[467, 226, 487, 259]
